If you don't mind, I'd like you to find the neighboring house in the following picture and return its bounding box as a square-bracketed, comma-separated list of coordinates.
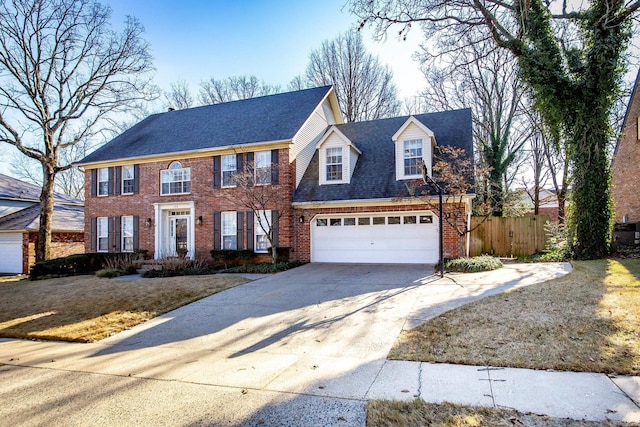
[78, 86, 474, 264]
[612, 68, 640, 245]
[520, 188, 563, 221]
[0, 174, 84, 274]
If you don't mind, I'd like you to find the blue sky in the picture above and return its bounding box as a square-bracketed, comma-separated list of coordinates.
[104, 0, 425, 99]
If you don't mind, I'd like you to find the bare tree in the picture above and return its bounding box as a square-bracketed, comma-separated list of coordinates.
[0, 0, 155, 261]
[301, 30, 401, 122]
[219, 158, 289, 264]
[419, 38, 530, 216]
[164, 80, 194, 110]
[199, 75, 281, 105]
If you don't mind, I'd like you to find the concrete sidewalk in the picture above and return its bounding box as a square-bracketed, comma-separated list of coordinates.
[1, 262, 638, 425]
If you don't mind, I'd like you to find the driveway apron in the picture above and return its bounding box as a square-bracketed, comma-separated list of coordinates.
[0, 262, 571, 426]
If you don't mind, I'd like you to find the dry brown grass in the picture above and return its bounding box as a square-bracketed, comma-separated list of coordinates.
[366, 400, 631, 427]
[389, 259, 640, 375]
[0, 274, 249, 342]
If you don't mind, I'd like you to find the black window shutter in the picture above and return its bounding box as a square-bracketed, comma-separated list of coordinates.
[271, 210, 279, 247]
[108, 216, 115, 253]
[213, 211, 221, 250]
[133, 216, 140, 251]
[246, 211, 254, 251]
[90, 217, 97, 251]
[90, 170, 97, 197]
[246, 152, 254, 186]
[115, 167, 122, 196]
[271, 150, 279, 184]
[107, 167, 115, 196]
[213, 156, 221, 188]
[114, 216, 122, 252]
[236, 153, 244, 174]
[236, 211, 244, 250]
[133, 164, 140, 194]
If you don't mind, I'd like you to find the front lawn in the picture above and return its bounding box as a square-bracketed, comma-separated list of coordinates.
[0, 274, 249, 342]
[389, 259, 640, 375]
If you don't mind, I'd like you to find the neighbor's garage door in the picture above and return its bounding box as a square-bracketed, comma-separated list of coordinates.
[0, 233, 23, 274]
[311, 212, 438, 264]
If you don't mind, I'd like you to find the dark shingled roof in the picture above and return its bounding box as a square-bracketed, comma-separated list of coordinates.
[0, 173, 82, 205]
[0, 203, 84, 231]
[80, 86, 333, 164]
[293, 108, 473, 203]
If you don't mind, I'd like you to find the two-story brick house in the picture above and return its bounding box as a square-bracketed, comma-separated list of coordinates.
[78, 86, 474, 264]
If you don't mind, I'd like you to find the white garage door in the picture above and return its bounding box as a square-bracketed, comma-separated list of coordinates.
[0, 233, 23, 274]
[311, 212, 438, 264]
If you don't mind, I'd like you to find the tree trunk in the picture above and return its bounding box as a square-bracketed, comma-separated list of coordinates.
[37, 166, 55, 262]
[490, 170, 503, 217]
[557, 189, 567, 225]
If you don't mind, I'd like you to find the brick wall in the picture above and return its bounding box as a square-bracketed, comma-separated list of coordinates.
[292, 202, 468, 262]
[23, 231, 84, 273]
[613, 73, 640, 223]
[84, 149, 295, 260]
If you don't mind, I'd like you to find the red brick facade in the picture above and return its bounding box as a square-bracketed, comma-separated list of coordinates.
[84, 148, 469, 263]
[613, 70, 640, 224]
[23, 231, 84, 273]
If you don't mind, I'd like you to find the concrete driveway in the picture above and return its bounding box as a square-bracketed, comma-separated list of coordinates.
[0, 262, 570, 426]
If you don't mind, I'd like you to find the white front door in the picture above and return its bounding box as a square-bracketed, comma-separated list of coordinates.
[170, 215, 190, 257]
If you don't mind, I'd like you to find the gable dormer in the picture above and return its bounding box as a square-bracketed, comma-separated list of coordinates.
[392, 116, 436, 180]
[316, 126, 361, 185]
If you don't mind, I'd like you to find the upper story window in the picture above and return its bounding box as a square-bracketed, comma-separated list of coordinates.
[161, 161, 191, 195]
[122, 165, 135, 195]
[97, 168, 109, 196]
[222, 155, 236, 187]
[403, 139, 423, 177]
[97, 217, 108, 252]
[255, 151, 271, 185]
[326, 147, 343, 181]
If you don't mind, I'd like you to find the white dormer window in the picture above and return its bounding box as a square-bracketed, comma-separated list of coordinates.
[326, 147, 343, 181]
[393, 116, 435, 181]
[403, 139, 423, 177]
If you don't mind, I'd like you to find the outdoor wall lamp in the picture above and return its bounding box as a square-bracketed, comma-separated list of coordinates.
[146, 218, 152, 227]
[299, 215, 305, 223]
[197, 215, 203, 226]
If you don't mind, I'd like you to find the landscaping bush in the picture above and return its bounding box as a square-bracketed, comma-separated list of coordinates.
[30, 252, 141, 280]
[141, 258, 216, 278]
[96, 269, 124, 278]
[444, 255, 503, 273]
[523, 222, 571, 262]
[219, 261, 302, 274]
[210, 247, 291, 268]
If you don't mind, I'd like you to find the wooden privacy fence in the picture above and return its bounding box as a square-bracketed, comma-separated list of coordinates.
[469, 215, 551, 257]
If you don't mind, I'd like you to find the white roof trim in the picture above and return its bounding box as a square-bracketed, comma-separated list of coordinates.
[315, 126, 362, 154]
[391, 116, 436, 146]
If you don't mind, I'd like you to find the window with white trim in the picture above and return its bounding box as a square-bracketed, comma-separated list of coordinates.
[121, 216, 134, 252]
[255, 210, 271, 253]
[122, 165, 135, 195]
[97, 217, 108, 252]
[254, 151, 271, 185]
[222, 212, 237, 250]
[222, 155, 236, 187]
[97, 168, 109, 196]
[161, 161, 191, 195]
[325, 147, 343, 181]
[404, 139, 423, 176]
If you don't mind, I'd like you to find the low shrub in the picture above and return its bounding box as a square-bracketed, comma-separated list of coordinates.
[96, 269, 124, 278]
[30, 252, 142, 280]
[445, 255, 503, 273]
[141, 258, 216, 278]
[210, 247, 291, 268]
[219, 261, 302, 274]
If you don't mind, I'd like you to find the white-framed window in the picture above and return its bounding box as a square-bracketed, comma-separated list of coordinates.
[326, 147, 343, 181]
[97, 168, 109, 196]
[222, 212, 237, 250]
[122, 165, 135, 195]
[161, 161, 191, 195]
[255, 210, 271, 253]
[97, 217, 108, 252]
[404, 139, 423, 177]
[121, 216, 134, 252]
[254, 151, 271, 185]
[222, 155, 236, 187]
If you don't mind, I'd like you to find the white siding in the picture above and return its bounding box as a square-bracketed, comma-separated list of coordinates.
[292, 101, 332, 187]
[349, 146, 359, 178]
[0, 232, 23, 274]
[395, 123, 433, 180]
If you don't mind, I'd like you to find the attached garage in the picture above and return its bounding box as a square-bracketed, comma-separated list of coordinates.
[311, 211, 438, 264]
[0, 232, 23, 274]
